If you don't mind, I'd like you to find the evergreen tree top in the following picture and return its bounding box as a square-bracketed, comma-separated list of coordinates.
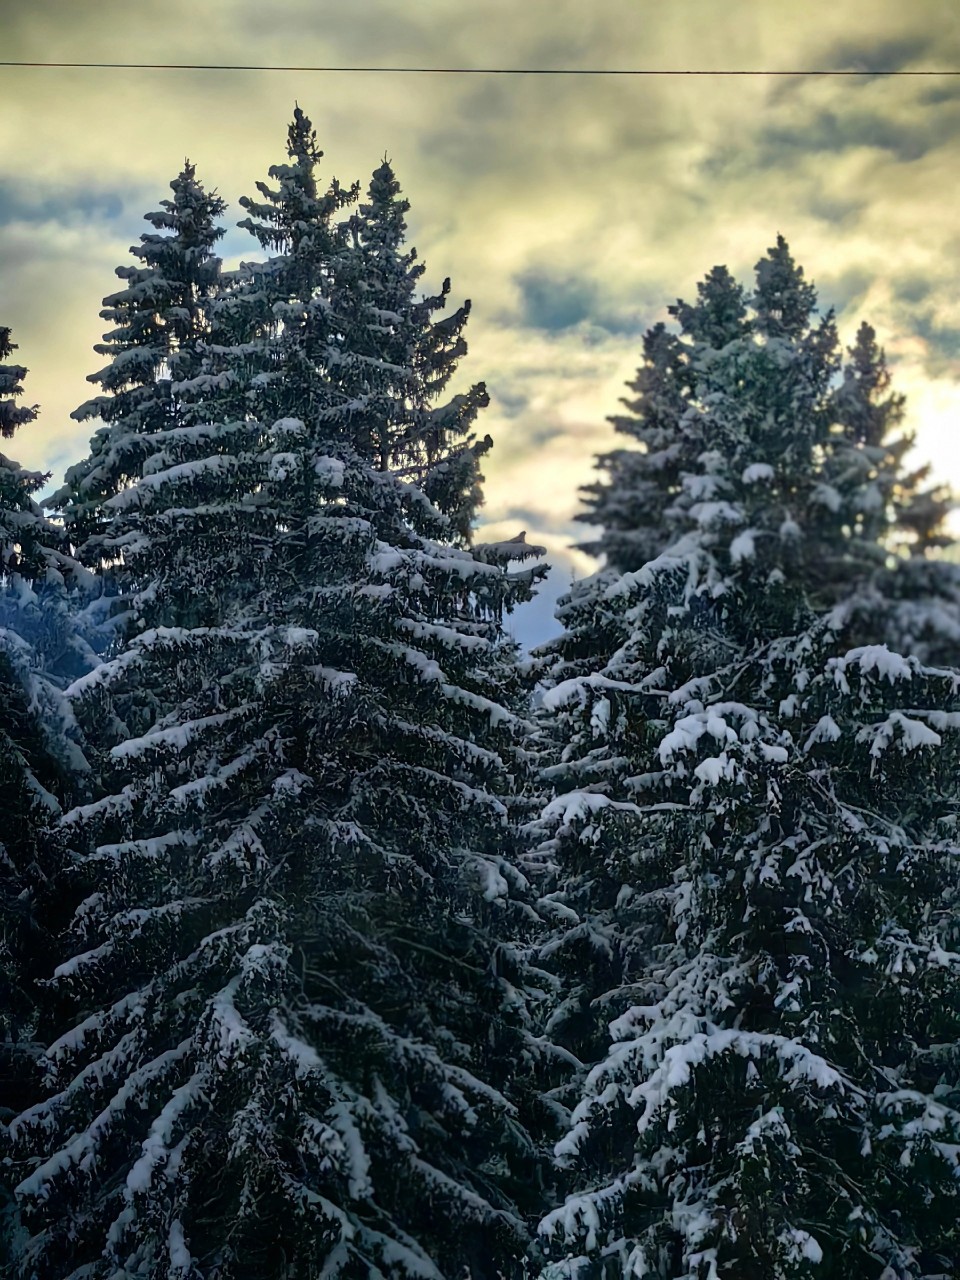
[356, 157, 415, 262]
[0, 327, 38, 439]
[669, 264, 750, 347]
[566, 236, 958, 669]
[0, 324, 86, 591]
[287, 103, 322, 175]
[95, 160, 225, 325]
[71, 159, 226, 420]
[753, 232, 818, 338]
[50, 163, 227, 567]
[139, 160, 227, 256]
[237, 106, 357, 257]
[834, 320, 906, 450]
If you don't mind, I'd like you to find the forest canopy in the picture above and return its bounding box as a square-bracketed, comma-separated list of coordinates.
[1, 110, 960, 1280]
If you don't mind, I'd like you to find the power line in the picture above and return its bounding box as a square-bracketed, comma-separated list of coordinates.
[0, 61, 958, 75]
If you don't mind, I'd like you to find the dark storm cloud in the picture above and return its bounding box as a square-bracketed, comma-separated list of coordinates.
[414, 79, 521, 180]
[768, 32, 947, 105]
[490, 386, 530, 419]
[920, 81, 960, 107]
[513, 418, 567, 450]
[914, 316, 960, 376]
[704, 92, 960, 182]
[512, 268, 652, 340]
[806, 193, 869, 227]
[894, 275, 934, 307]
[761, 107, 960, 164]
[892, 264, 960, 371]
[500, 505, 562, 533]
[896, 303, 960, 380]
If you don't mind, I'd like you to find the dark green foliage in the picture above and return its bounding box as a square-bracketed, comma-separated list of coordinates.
[534, 242, 960, 1278]
[535, 560, 960, 1277]
[0, 328, 92, 1270]
[8, 117, 551, 1280]
[51, 163, 227, 580]
[568, 238, 958, 669]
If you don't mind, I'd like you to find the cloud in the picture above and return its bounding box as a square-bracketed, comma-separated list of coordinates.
[515, 269, 597, 332]
[808, 32, 943, 76]
[2, 0, 960, 648]
[512, 267, 649, 336]
[0, 180, 129, 229]
[816, 266, 875, 317]
[748, 90, 960, 167]
[901, 310, 960, 380]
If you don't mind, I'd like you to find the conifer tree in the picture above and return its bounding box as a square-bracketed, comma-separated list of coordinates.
[657, 247, 844, 606]
[0, 326, 91, 1045]
[828, 322, 959, 665]
[0, 329, 91, 1266]
[9, 117, 551, 1280]
[531, 244, 960, 1275]
[556, 240, 958, 684]
[534, 256, 960, 1116]
[218, 105, 358, 426]
[45, 164, 227, 753]
[536, 558, 960, 1277]
[576, 294, 716, 577]
[333, 156, 492, 539]
[555, 319, 694, 690]
[51, 162, 227, 582]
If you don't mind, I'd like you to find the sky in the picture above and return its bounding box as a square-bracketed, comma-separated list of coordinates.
[2, 1, 960, 644]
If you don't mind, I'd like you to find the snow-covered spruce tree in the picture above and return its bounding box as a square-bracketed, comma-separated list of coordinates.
[531, 250, 959, 1076]
[550, 240, 958, 687]
[576, 308, 713, 579]
[534, 552, 960, 1277]
[531, 249, 850, 1029]
[544, 320, 695, 693]
[44, 163, 227, 753]
[9, 115, 552, 1279]
[529, 247, 960, 1269]
[828, 321, 960, 666]
[50, 162, 226, 583]
[0, 329, 92, 1267]
[0, 325, 91, 1052]
[655, 245, 851, 611]
[333, 156, 493, 540]
[573, 251, 819, 580]
[213, 104, 359, 428]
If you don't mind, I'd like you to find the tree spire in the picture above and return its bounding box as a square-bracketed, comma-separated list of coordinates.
[753, 233, 817, 338]
[50, 161, 226, 572]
